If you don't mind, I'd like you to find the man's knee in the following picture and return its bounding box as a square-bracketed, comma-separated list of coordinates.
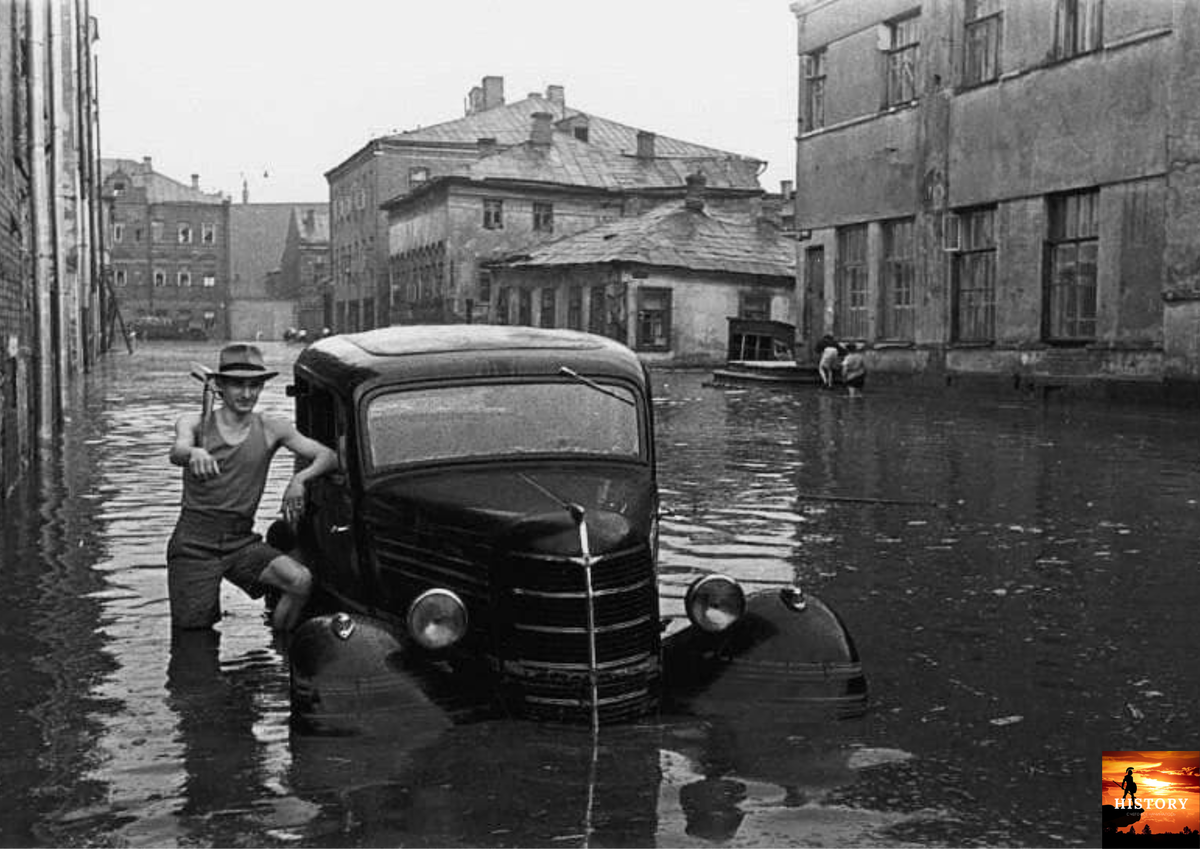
[262, 555, 313, 596]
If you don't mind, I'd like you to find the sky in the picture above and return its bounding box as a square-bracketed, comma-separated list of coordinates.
[93, 0, 800, 204]
[1101, 751, 1200, 834]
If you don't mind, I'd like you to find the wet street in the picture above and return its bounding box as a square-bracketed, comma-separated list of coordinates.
[1, 341, 1197, 847]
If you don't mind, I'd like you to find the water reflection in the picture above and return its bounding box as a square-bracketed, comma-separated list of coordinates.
[3, 343, 1198, 847]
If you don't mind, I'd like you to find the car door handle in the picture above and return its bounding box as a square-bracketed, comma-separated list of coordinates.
[330, 524, 350, 534]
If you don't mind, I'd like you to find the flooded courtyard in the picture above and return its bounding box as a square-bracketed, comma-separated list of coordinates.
[1, 341, 1197, 847]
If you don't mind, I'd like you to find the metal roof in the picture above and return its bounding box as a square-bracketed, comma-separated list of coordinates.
[494, 202, 796, 278]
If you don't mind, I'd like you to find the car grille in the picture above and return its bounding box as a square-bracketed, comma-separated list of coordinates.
[499, 544, 661, 723]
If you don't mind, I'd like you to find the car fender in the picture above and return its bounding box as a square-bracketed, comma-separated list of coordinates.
[662, 588, 867, 720]
[289, 612, 452, 737]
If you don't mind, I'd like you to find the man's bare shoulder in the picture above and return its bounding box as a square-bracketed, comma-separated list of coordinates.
[260, 413, 297, 440]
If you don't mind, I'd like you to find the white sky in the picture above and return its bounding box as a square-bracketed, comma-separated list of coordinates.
[93, 0, 800, 204]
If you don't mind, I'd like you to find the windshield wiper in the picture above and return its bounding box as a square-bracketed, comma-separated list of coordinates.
[558, 366, 635, 406]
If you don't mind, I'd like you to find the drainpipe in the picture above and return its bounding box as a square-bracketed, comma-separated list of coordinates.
[48, 0, 72, 416]
[28, 0, 57, 440]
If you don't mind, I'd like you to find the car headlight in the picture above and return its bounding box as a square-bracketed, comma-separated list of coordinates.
[406, 589, 468, 650]
[684, 574, 745, 633]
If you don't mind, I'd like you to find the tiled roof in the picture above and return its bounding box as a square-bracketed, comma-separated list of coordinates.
[100, 158, 226, 204]
[468, 132, 762, 191]
[291, 207, 330, 244]
[496, 202, 795, 278]
[389, 95, 758, 162]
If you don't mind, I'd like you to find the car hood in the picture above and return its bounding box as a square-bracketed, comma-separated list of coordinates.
[361, 464, 655, 556]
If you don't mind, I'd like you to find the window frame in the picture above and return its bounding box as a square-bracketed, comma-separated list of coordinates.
[1044, 189, 1099, 343]
[963, 0, 1002, 88]
[177, 269, 191, 288]
[884, 14, 920, 108]
[951, 206, 998, 343]
[635, 287, 672, 352]
[880, 217, 916, 341]
[483, 198, 504, 230]
[1054, 0, 1102, 60]
[201, 222, 216, 244]
[539, 287, 557, 327]
[533, 201, 554, 233]
[177, 222, 193, 244]
[835, 224, 870, 339]
[803, 49, 827, 131]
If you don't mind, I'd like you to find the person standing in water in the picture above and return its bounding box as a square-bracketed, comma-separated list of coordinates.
[167, 344, 337, 633]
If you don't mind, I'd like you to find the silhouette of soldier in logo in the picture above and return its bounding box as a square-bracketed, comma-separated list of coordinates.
[1120, 767, 1137, 803]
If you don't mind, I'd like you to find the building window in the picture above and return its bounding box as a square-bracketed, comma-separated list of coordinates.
[589, 286, 607, 335]
[202, 274, 216, 288]
[202, 222, 216, 244]
[409, 166, 429, 188]
[177, 270, 191, 288]
[835, 225, 869, 339]
[884, 15, 920, 107]
[881, 218, 916, 340]
[739, 292, 771, 320]
[636, 288, 672, 351]
[517, 288, 533, 325]
[483, 198, 504, 230]
[114, 268, 127, 287]
[151, 221, 164, 242]
[112, 222, 124, 243]
[134, 226, 143, 242]
[573, 126, 589, 142]
[804, 49, 826, 131]
[477, 267, 492, 305]
[567, 286, 583, 330]
[533, 202, 554, 233]
[153, 269, 166, 288]
[178, 223, 192, 244]
[494, 287, 511, 325]
[1046, 189, 1099, 341]
[963, 0, 1002, 86]
[540, 288, 557, 327]
[952, 207, 997, 342]
[1055, 0, 1101, 60]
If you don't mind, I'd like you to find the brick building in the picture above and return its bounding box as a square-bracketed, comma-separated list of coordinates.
[278, 206, 330, 333]
[793, 0, 1200, 396]
[2, 0, 102, 497]
[101, 157, 231, 340]
[326, 74, 761, 330]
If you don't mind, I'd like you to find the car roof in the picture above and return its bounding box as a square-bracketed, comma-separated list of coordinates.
[295, 325, 649, 395]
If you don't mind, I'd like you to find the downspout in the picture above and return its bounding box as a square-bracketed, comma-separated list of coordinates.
[28, 0, 56, 441]
[48, 0, 71, 415]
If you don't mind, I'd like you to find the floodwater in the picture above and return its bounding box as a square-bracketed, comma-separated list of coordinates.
[1, 341, 1197, 847]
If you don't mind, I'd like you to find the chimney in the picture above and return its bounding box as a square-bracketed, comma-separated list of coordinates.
[191, 174, 199, 190]
[466, 85, 483, 115]
[530, 112, 554, 146]
[545, 84, 565, 106]
[242, 179, 249, 204]
[636, 130, 656, 159]
[684, 171, 707, 212]
[142, 155, 152, 172]
[482, 75, 505, 110]
[780, 179, 794, 199]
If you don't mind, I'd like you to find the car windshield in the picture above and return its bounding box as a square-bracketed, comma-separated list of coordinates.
[364, 381, 642, 470]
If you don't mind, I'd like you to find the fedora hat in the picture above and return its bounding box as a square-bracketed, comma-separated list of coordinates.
[215, 344, 278, 380]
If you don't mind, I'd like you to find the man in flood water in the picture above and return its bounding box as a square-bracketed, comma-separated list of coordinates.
[167, 344, 337, 632]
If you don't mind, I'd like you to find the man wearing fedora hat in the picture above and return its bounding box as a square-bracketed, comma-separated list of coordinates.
[167, 343, 337, 632]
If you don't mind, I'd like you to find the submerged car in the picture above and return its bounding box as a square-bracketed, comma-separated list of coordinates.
[281, 325, 865, 730]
